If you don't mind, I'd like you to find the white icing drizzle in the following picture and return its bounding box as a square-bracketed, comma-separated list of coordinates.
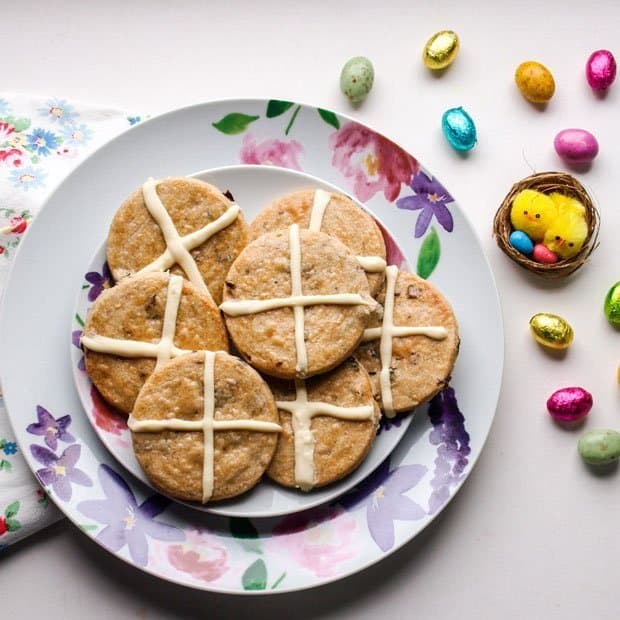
[139, 177, 240, 303]
[220, 223, 369, 376]
[308, 189, 332, 232]
[156, 274, 183, 368]
[219, 293, 367, 317]
[356, 256, 387, 272]
[289, 223, 308, 373]
[374, 266, 448, 418]
[308, 189, 386, 276]
[201, 349, 216, 503]
[276, 379, 374, 490]
[80, 274, 188, 365]
[127, 350, 281, 504]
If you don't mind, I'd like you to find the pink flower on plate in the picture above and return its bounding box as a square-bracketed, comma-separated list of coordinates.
[269, 506, 357, 578]
[167, 529, 229, 583]
[329, 122, 419, 203]
[0, 148, 26, 168]
[239, 133, 304, 170]
[91, 385, 128, 436]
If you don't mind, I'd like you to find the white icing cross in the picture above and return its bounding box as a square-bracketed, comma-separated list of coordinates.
[308, 189, 387, 274]
[138, 177, 241, 304]
[81, 274, 192, 368]
[220, 223, 369, 375]
[128, 350, 281, 503]
[362, 265, 448, 418]
[276, 379, 375, 491]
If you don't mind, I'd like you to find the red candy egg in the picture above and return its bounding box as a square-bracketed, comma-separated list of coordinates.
[532, 243, 558, 264]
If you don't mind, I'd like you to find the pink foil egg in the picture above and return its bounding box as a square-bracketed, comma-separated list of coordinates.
[532, 243, 558, 264]
[554, 128, 599, 164]
[586, 49, 617, 90]
[547, 387, 593, 422]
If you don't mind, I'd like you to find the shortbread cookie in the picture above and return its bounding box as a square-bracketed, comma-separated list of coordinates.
[107, 176, 249, 305]
[129, 351, 281, 503]
[355, 266, 459, 416]
[249, 189, 386, 296]
[81, 272, 228, 414]
[220, 224, 373, 380]
[267, 357, 380, 490]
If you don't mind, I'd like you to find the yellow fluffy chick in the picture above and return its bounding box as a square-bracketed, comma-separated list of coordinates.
[543, 210, 588, 259]
[549, 192, 586, 218]
[510, 189, 558, 242]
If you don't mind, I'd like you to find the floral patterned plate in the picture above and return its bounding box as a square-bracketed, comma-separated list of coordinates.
[71, 164, 415, 519]
[0, 99, 503, 593]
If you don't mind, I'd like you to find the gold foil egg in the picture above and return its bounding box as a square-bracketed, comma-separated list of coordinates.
[529, 313, 574, 350]
[423, 30, 460, 70]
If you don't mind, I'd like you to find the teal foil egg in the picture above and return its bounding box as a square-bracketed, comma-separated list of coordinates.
[441, 107, 477, 151]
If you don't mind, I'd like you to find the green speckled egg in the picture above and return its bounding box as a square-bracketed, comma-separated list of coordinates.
[340, 56, 374, 104]
[578, 429, 620, 465]
[604, 281, 620, 326]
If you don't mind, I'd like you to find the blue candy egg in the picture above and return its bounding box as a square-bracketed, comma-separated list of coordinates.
[441, 107, 477, 151]
[509, 230, 534, 255]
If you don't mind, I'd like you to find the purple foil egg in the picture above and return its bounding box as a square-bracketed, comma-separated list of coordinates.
[554, 128, 599, 164]
[547, 387, 593, 422]
[586, 49, 617, 91]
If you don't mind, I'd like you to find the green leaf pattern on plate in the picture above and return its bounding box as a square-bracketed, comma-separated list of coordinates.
[212, 113, 260, 135]
[416, 227, 441, 279]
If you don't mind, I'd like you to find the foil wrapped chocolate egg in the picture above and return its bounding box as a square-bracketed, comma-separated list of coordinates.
[578, 429, 620, 465]
[604, 281, 620, 326]
[586, 50, 617, 91]
[530, 313, 574, 350]
[423, 30, 460, 70]
[441, 107, 476, 151]
[547, 387, 593, 422]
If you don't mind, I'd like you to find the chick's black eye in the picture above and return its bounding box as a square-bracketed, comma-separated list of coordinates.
[569, 242, 574, 247]
[535, 213, 540, 219]
[523, 210, 528, 215]
[555, 236, 561, 241]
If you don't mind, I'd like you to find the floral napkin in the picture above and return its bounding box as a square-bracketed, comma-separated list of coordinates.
[0, 94, 138, 548]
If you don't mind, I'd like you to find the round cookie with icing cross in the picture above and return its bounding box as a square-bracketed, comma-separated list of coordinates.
[355, 266, 459, 416]
[107, 177, 249, 305]
[129, 351, 281, 503]
[249, 189, 387, 296]
[267, 357, 380, 491]
[220, 224, 374, 380]
[81, 272, 228, 414]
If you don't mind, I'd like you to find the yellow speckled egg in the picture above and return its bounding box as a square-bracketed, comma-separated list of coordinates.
[515, 61, 555, 103]
[423, 30, 460, 70]
[529, 313, 574, 350]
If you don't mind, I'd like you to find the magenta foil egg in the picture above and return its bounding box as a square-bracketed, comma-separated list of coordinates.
[586, 49, 617, 91]
[547, 387, 593, 422]
[554, 128, 599, 164]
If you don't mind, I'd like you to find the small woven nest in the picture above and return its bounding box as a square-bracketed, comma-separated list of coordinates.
[493, 172, 600, 279]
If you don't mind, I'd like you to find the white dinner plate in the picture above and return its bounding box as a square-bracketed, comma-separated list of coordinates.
[0, 99, 503, 594]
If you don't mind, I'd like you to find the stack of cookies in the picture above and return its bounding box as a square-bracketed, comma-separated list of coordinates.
[80, 177, 459, 504]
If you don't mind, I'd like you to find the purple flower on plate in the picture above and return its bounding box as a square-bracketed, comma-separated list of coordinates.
[78, 465, 184, 567]
[396, 171, 454, 238]
[427, 387, 471, 515]
[377, 411, 406, 435]
[338, 457, 427, 552]
[27, 405, 75, 450]
[85, 263, 111, 302]
[30, 444, 92, 502]
[72, 329, 85, 371]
